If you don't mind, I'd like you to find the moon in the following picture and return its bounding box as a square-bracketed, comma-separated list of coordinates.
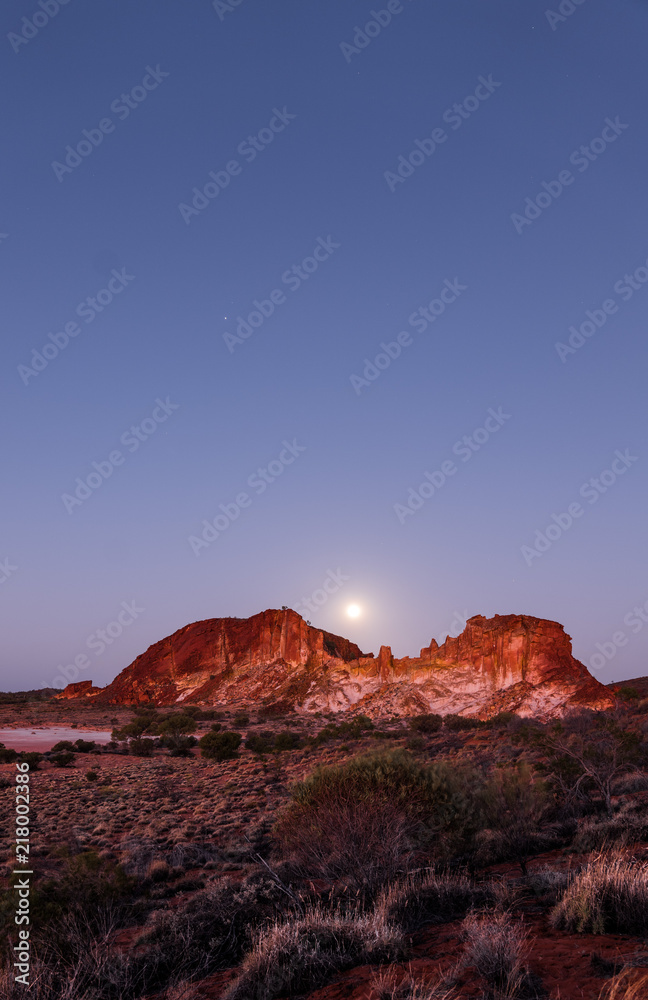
[346, 604, 361, 618]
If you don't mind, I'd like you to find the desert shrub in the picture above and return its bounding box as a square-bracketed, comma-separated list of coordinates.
[18, 751, 42, 770]
[444, 714, 485, 731]
[52, 740, 76, 752]
[232, 711, 250, 728]
[198, 730, 242, 760]
[73, 739, 96, 753]
[85, 771, 98, 782]
[246, 731, 275, 755]
[461, 911, 537, 998]
[274, 750, 486, 891]
[128, 737, 156, 757]
[160, 734, 197, 756]
[210, 721, 223, 731]
[376, 869, 500, 933]
[479, 763, 555, 874]
[0, 744, 18, 763]
[221, 904, 403, 1000]
[155, 713, 197, 736]
[534, 713, 644, 815]
[312, 713, 375, 745]
[570, 806, 648, 853]
[487, 711, 519, 728]
[51, 751, 76, 767]
[550, 853, 648, 935]
[274, 730, 302, 751]
[132, 873, 290, 992]
[409, 713, 443, 734]
[616, 686, 640, 702]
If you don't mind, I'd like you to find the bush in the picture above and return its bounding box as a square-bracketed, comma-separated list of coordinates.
[274, 750, 486, 891]
[409, 713, 442, 734]
[246, 731, 275, 755]
[550, 853, 648, 935]
[52, 740, 76, 752]
[74, 738, 96, 753]
[199, 730, 242, 761]
[598, 970, 648, 1000]
[221, 905, 403, 1000]
[51, 751, 76, 767]
[132, 873, 291, 992]
[86, 771, 99, 782]
[159, 734, 197, 756]
[129, 737, 156, 757]
[0, 744, 18, 764]
[479, 763, 554, 874]
[232, 711, 250, 728]
[19, 751, 43, 770]
[155, 714, 197, 736]
[444, 714, 485, 731]
[274, 730, 302, 752]
[312, 713, 375, 745]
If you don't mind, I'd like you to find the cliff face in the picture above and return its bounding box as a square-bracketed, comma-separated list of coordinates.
[76, 609, 614, 719]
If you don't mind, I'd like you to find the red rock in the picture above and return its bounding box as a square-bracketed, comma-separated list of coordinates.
[54, 679, 103, 700]
[82, 608, 614, 720]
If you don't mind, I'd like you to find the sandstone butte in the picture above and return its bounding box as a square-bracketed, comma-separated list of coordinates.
[54, 609, 615, 720]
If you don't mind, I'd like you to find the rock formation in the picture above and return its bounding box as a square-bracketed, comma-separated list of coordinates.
[54, 679, 102, 700]
[61, 608, 615, 719]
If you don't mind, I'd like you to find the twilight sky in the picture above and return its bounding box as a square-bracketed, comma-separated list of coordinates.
[2, 0, 647, 692]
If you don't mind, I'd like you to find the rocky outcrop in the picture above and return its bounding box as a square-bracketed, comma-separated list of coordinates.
[54, 680, 102, 700]
[61, 609, 615, 720]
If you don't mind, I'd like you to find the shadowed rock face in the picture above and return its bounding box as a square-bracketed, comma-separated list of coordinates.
[69, 609, 614, 719]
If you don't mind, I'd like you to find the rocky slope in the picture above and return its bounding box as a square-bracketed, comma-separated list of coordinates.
[61, 609, 614, 720]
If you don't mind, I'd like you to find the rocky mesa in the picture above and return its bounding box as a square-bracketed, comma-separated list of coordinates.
[62, 608, 615, 720]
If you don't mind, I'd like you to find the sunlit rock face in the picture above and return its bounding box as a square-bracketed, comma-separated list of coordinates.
[63, 609, 614, 720]
[54, 680, 102, 700]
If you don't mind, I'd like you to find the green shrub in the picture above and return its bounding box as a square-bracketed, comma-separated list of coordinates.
[246, 731, 275, 755]
[274, 730, 302, 752]
[275, 749, 485, 890]
[19, 751, 43, 770]
[159, 734, 197, 756]
[232, 711, 250, 728]
[0, 744, 18, 764]
[51, 751, 76, 767]
[129, 737, 156, 757]
[409, 713, 442, 734]
[52, 740, 76, 752]
[74, 738, 96, 752]
[550, 854, 648, 935]
[312, 713, 374, 745]
[199, 730, 242, 761]
[617, 686, 640, 702]
[155, 714, 197, 736]
[86, 771, 99, 782]
[444, 714, 485, 731]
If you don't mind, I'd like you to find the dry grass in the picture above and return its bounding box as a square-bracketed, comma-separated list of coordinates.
[221, 903, 404, 1000]
[550, 853, 648, 935]
[372, 966, 459, 999]
[460, 911, 540, 999]
[598, 969, 648, 999]
[375, 869, 503, 934]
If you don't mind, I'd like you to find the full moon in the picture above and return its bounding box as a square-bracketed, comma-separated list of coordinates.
[346, 604, 361, 618]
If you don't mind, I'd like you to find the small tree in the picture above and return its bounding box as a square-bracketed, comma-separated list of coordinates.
[537, 713, 645, 815]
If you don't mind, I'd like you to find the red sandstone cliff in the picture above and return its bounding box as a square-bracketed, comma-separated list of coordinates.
[68, 609, 614, 719]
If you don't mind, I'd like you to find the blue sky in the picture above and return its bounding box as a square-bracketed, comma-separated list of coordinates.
[2, 0, 647, 692]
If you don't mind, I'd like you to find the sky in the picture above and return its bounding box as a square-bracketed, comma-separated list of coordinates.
[1, 0, 647, 693]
